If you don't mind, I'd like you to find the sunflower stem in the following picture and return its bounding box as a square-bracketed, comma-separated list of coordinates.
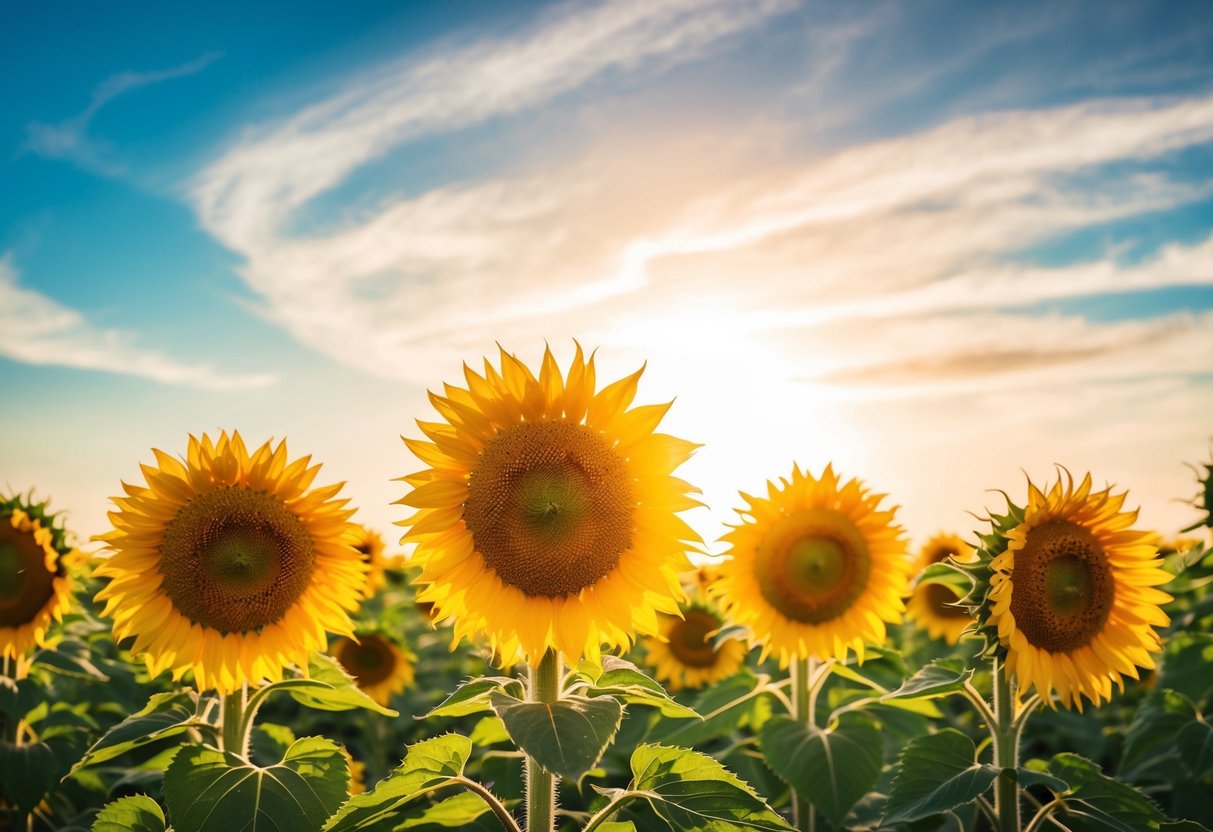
[992, 657, 1021, 832]
[791, 655, 821, 832]
[221, 685, 250, 759]
[525, 649, 562, 832]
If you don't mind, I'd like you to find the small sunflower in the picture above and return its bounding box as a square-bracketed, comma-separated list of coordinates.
[643, 603, 746, 691]
[713, 464, 911, 665]
[331, 632, 414, 706]
[398, 344, 701, 666]
[906, 533, 977, 644]
[1, 496, 76, 660]
[983, 471, 1172, 710]
[349, 525, 395, 598]
[95, 431, 365, 695]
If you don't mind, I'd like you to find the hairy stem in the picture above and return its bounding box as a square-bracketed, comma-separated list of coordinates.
[526, 650, 562, 832]
[791, 656, 822, 832]
[992, 657, 1021, 832]
[221, 685, 249, 759]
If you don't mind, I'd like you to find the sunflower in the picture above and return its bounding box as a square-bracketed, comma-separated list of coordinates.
[398, 344, 701, 666]
[982, 471, 1173, 710]
[331, 632, 414, 706]
[1, 497, 76, 660]
[349, 525, 395, 598]
[712, 464, 911, 665]
[643, 603, 746, 691]
[906, 533, 977, 644]
[94, 432, 365, 695]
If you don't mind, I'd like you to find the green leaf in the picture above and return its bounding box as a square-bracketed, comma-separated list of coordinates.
[164, 736, 348, 832]
[758, 713, 883, 828]
[469, 716, 510, 747]
[32, 637, 110, 681]
[1161, 633, 1213, 706]
[425, 677, 524, 718]
[883, 729, 996, 823]
[489, 691, 622, 780]
[396, 791, 495, 829]
[1178, 718, 1213, 778]
[1120, 689, 1197, 778]
[0, 739, 60, 814]
[324, 734, 472, 832]
[69, 692, 202, 775]
[0, 675, 39, 722]
[573, 657, 699, 720]
[288, 653, 399, 717]
[1047, 753, 1166, 832]
[647, 673, 760, 746]
[915, 561, 973, 594]
[252, 723, 298, 766]
[1161, 822, 1213, 832]
[92, 794, 166, 832]
[884, 659, 973, 701]
[624, 743, 791, 831]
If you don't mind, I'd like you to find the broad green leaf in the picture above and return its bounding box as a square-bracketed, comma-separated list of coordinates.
[915, 562, 973, 594]
[758, 713, 882, 828]
[1120, 689, 1197, 778]
[1160, 633, 1213, 706]
[756, 713, 883, 829]
[0, 739, 59, 814]
[883, 729, 996, 823]
[289, 653, 399, 717]
[572, 657, 699, 720]
[489, 691, 622, 780]
[1047, 753, 1166, 832]
[252, 723, 298, 766]
[92, 794, 166, 832]
[884, 659, 973, 701]
[69, 692, 201, 775]
[164, 736, 348, 832]
[325, 734, 472, 832]
[1178, 718, 1213, 778]
[469, 716, 510, 747]
[396, 791, 496, 829]
[625, 743, 791, 831]
[32, 638, 110, 681]
[1161, 822, 1213, 832]
[425, 677, 524, 718]
[0, 675, 39, 721]
[647, 673, 760, 746]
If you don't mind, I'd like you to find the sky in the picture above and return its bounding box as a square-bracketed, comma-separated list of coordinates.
[2, 0, 1212, 555]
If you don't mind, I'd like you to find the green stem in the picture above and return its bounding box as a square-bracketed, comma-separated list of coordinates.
[582, 790, 644, 832]
[791, 656, 821, 832]
[454, 777, 523, 832]
[526, 650, 562, 832]
[221, 685, 249, 759]
[992, 657, 1020, 832]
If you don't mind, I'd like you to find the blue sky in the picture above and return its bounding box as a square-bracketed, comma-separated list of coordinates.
[2, 0, 1212, 548]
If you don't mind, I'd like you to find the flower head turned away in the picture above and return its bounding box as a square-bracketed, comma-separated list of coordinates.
[0, 493, 78, 660]
[94, 431, 366, 695]
[972, 470, 1172, 710]
[712, 464, 912, 665]
[331, 631, 414, 707]
[348, 524, 396, 598]
[397, 344, 702, 666]
[907, 532, 977, 644]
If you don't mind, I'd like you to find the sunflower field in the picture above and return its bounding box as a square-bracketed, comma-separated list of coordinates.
[2, 345, 1210, 832]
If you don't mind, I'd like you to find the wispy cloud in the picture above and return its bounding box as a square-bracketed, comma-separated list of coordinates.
[0, 254, 274, 390]
[24, 51, 221, 174]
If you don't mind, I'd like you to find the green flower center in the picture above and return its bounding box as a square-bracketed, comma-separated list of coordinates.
[159, 487, 315, 634]
[1009, 519, 1114, 653]
[754, 509, 871, 624]
[465, 421, 634, 598]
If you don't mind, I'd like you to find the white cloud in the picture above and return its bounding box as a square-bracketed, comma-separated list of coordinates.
[24, 52, 221, 174]
[0, 255, 275, 390]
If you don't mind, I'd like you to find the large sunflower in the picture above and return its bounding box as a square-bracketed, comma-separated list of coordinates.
[1, 498, 76, 660]
[643, 603, 747, 692]
[713, 464, 911, 665]
[986, 471, 1172, 709]
[95, 432, 365, 694]
[398, 344, 701, 666]
[331, 632, 414, 706]
[907, 533, 977, 644]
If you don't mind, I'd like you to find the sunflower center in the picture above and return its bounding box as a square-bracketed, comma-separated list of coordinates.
[667, 610, 721, 668]
[337, 635, 398, 686]
[158, 486, 316, 634]
[1009, 519, 1114, 653]
[924, 544, 969, 619]
[465, 421, 634, 598]
[0, 524, 57, 628]
[754, 509, 870, 624]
